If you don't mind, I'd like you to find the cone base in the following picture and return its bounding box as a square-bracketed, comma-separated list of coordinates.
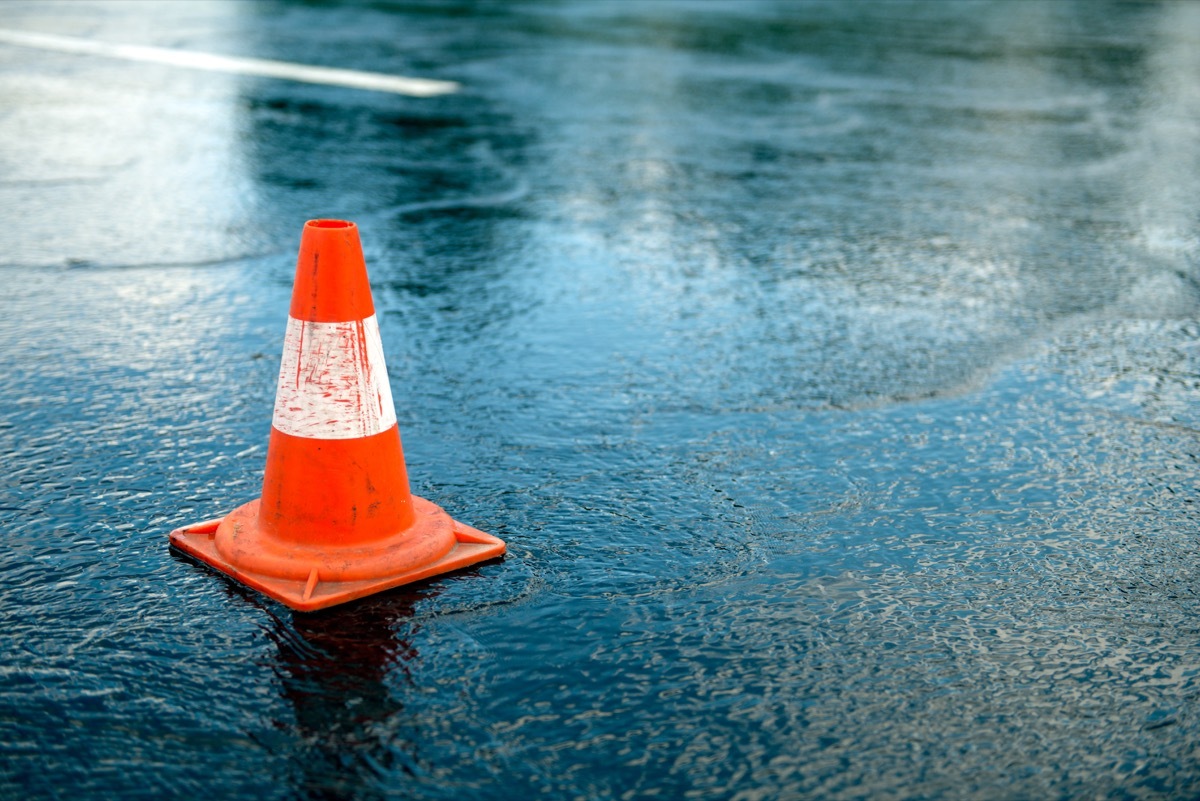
[169, 498, 505, 612]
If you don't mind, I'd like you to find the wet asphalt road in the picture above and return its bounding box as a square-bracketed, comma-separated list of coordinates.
[3, 1, 1200, 799]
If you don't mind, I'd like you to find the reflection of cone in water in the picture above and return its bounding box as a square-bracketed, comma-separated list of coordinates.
[272, 590, 424, 794]
[170, 219, 505, 611]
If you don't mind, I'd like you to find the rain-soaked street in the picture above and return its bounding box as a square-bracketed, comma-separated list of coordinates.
[3, 1, 1200, 798]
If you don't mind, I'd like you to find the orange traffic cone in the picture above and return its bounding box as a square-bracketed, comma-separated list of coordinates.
[170, 219, 506, 611]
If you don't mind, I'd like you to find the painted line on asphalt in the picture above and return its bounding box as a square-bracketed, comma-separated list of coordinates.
[0, 28, 460, 97]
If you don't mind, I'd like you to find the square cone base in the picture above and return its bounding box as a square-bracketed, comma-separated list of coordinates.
[170, 517, 506, 612]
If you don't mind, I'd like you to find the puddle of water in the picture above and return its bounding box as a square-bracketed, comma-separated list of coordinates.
[3, 1, 1200, 798]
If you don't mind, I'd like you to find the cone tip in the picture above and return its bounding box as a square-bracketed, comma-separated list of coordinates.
[306, 219, 356, 230]
[291, 219, 372, 322]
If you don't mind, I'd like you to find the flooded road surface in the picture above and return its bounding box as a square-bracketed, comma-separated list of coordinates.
[3, 1, 1200, 798]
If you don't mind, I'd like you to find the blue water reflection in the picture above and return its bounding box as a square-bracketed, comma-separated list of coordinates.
[2, 1, 1200, 799]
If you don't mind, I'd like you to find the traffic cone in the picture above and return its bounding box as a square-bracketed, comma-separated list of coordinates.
[169, 219, 506, 611]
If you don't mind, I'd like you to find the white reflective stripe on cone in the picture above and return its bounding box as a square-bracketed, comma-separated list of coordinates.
[272, 315, 398, 440]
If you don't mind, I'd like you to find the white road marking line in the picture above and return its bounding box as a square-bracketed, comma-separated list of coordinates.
[0, 28, 459, 97]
